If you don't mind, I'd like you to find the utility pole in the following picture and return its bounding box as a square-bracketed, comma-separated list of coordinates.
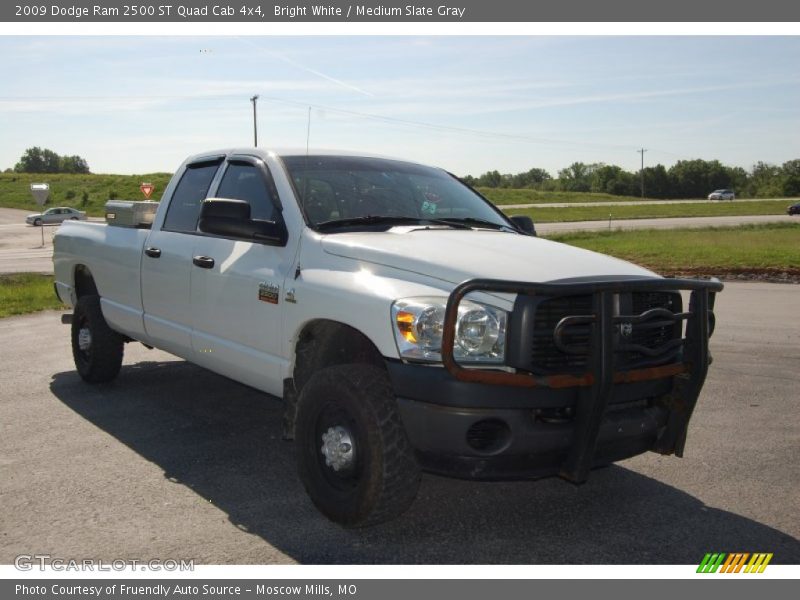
[637, 148, 648, 199]
[250, 95, 259, 147]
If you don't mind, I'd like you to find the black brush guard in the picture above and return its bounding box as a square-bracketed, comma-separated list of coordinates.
[440, 277, 723, 484]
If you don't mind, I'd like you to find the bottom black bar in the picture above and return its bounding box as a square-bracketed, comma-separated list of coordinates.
[0, 579, 787, 600]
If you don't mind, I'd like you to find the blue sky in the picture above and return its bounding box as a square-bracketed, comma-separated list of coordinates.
[1, 36, 798, 176]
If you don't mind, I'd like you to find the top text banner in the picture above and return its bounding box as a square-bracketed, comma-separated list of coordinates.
[4, 0, 800, 22]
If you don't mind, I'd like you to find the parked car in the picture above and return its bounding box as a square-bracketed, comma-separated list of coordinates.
[26, 207, 87, 226]
[53, 148, 723, 527]
[788, 202, 800, 215]
[708, 189, 735, 201]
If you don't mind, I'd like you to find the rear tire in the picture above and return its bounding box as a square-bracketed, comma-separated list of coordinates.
[295, 364, 420, 527]
[71, 295, 124, 383]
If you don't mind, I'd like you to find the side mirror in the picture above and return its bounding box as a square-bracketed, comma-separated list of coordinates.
[510, 215, 537, 236]
[198, 198, 286, 245]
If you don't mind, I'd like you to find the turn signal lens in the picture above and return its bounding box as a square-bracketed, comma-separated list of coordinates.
[396, 311, 417, 343]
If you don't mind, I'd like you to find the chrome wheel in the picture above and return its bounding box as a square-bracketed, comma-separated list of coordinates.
[321, 425, 355, 472]
[77, 327, 92, 352]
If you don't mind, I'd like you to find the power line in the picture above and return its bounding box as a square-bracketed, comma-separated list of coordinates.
[252, 94, 646, 153]
[0, 92, 690, 161]
[0, 93, 641, 151]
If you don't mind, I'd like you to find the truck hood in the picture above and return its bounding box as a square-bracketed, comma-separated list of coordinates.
[321, 228, 657, 284]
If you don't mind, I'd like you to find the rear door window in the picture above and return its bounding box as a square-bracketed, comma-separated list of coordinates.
[162, 160, 221, 233]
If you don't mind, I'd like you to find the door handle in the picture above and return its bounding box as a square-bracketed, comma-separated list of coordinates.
[192, 255, 215, 269]
[144, 247, 161, 258]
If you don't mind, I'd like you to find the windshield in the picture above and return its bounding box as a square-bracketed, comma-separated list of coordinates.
[281, 155, 512, 231]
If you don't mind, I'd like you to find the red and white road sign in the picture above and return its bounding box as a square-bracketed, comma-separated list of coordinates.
[140, 183, 154, 199]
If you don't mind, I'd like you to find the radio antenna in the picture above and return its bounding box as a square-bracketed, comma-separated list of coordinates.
[305, 106, 312, 156]
[301, 106, 311, 213]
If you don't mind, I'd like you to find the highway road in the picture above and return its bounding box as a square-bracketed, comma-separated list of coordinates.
[500, 197, 791, 209]
[0, 207, 795, 274]
[0, 207, 101, 274]
[537, 213, 794, 234]
[0, 282, 798, 564]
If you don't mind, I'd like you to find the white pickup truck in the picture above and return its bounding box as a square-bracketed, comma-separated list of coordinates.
[53, 149, 722, 526]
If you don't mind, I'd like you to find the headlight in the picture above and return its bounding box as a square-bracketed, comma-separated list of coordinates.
[391, 297, 507, 363]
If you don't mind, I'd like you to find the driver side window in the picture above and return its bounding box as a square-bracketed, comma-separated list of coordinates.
[216, 162, 277, 222]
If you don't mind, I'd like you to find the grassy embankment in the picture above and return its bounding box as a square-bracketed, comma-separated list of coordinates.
[479, 188, 792, 222]
[1, 224, 797, 319]
[545, 223, 800, 276]
[0, 273, 65, 318]
[0, 172, 172, 217]
[0, 173, 792, 222]
[478, 188, 643, 205]
[502, 200, 791, 223]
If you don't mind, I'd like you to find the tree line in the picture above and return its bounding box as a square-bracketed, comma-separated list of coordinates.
[9, 147, 799, 199]
[462, 158, 800, 199]
[11, 147, 90, 174]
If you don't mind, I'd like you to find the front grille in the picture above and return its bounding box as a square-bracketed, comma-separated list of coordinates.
[529, 292, 682, 375]
[624, 292, 682, 368]
[531, 294, 592, 374]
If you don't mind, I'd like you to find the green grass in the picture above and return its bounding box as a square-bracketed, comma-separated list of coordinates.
[0, 175, 632, 213]
[0, 227, 796, 321]
[0, 172, 791, 223]
[0, 172, 172, 217]
[480, 187, 642, 205]
[546, 223, 800, 272]
[506, 200, 791, 223]
[0, 273, 65, 318]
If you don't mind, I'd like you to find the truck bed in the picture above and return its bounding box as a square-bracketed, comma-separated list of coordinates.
[54, 220, 151, 341]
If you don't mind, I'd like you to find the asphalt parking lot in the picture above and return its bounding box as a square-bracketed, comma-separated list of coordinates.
[0, 282, 798, 564]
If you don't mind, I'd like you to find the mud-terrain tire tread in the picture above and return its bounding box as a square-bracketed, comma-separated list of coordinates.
[295, 364, 420, 527]
[71, 295, 124, 383]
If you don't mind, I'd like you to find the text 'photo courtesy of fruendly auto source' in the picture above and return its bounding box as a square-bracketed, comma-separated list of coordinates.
[0, 0, 799, 591]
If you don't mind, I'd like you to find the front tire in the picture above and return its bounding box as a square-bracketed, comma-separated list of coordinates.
[33, 218, 41, 226]
[71, 295, 124, 383]
[295, 364, 421, 527]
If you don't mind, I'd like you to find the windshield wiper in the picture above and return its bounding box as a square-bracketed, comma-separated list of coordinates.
[436, 217, 515, 231]
[315, 215, 472, 232]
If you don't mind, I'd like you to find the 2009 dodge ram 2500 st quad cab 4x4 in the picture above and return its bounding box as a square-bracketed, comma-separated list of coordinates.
[53, 149, 722, 527]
